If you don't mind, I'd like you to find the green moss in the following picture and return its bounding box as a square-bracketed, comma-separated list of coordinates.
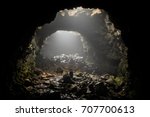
[14, 38, 37, 85]
[114, 76, 124, 87]
[118, 58, 128, 77]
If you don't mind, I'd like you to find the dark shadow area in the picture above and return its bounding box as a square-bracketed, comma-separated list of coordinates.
[1, 0, 148, 99]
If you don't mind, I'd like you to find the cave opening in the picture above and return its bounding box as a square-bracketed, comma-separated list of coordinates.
[40, 30, 85, 58]
[37, 30, 88, 73]
[34, 7, 127, 75]
[13, 7, 129, 99]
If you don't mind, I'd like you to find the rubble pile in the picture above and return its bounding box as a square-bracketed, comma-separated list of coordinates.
[51, 53, 86, 71]
[52, 53, 84, 63]
[24, 68, 128, 99]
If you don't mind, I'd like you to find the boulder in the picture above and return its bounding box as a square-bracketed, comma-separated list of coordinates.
[95, 82, 108, 96]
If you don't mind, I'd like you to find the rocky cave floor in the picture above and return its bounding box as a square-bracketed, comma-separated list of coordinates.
[22, 68, 130, 100]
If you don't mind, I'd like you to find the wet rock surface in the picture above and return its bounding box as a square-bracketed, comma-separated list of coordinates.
[24, 69, 129, 99]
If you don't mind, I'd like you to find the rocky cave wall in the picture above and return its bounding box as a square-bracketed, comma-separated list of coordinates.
[11, 8, 129, 98]
[2, 0, 145, 99]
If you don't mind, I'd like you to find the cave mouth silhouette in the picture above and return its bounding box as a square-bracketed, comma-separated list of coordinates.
[11, 7, 130, 99]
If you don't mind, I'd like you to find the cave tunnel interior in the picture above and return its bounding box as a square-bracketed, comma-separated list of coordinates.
[35, 8, 127, 76]
[1, 0, 146, 99]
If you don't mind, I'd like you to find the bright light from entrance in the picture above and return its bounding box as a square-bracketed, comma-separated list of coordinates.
[40, 30, 85, 59]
